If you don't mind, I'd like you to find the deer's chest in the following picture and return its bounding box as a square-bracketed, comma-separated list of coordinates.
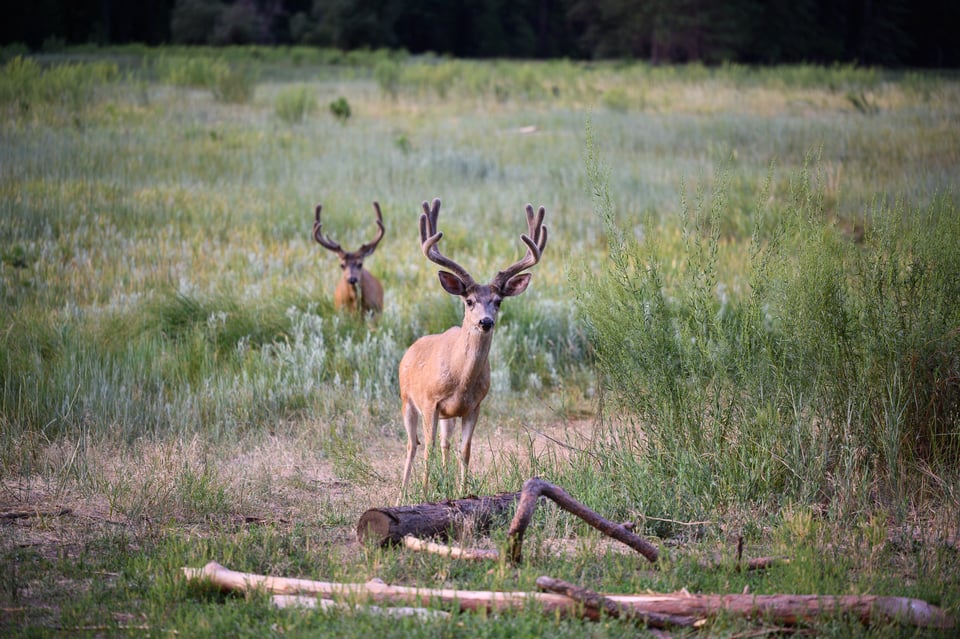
[435, 366, 490, 417]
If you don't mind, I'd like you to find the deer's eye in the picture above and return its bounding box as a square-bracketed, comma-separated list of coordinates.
[493, 299, 502, 308]
[339, 263, 347, 269]
[465, 298, 475, 308]
[356, 262, 362, 269]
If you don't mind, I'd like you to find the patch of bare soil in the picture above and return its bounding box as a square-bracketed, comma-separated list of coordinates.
[0, 416, 599, 570]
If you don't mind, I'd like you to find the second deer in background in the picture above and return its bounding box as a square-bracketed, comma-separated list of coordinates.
[313, 201, 385, 315]
[397, 198, 548, 505]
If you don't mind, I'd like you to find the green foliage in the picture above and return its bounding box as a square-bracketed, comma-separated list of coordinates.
[211, 61, 257, 103]
[274, 84, 317, 123]
[0, 55, 118, 119]
[576, 135, 960, 514]
[155, 53, 221, 87]
[329, 95, 351, 121]
[373, 58, 401, 99]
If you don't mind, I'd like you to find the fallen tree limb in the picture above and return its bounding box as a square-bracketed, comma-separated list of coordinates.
[361, 477, 659, 564]
[402, 535, 501, 561]
[356, 491, 520, 547]
[0, 507, 72, 520]
[535, 576, 698, 629]
[272, 595, 450, 618]
[506, 477, 659, 563]
[181, 562, 955, 629]
[182, 561, 594, 618]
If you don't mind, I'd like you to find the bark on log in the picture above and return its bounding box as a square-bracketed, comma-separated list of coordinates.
[181, 562, 955, 629]
[356, 491, 520, 546]
[506, 477, 659, 564]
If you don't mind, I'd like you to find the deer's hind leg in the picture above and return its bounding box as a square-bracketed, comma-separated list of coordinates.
[398, 399, 421, 505]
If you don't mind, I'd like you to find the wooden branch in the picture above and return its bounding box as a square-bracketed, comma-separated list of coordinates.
[506, 477, 659, 564]
[182, 561, 594, 618]
[181, 562, 955, 629]
[356, 491, 520, 547]
[272, 595, 450, 618]
[535, 576, 698, 629]
[0, 507, 72, 520]
[402, 535, 501, 561]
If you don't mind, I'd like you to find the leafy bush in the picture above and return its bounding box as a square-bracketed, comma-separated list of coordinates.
[576, 133, 960, 514]
[155, 54, 220, 87]
[329, 96, 351, 121]
[211, 61, 257, 103]
[274, 84, 317, 123]
[0, 56, 118, 119]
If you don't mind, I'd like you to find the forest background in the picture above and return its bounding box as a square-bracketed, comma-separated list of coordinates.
[3, 0, 960, 68]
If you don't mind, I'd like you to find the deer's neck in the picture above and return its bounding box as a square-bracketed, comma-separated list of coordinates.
[450, 324, 494, 379]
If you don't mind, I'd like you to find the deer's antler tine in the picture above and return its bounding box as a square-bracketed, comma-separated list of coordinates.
[313, 204, 344, 253]
[525, 204, 547, 248]
[417, 197, 473, 283]
[358, 201, 385, 255]
[492, 204, 548, 287]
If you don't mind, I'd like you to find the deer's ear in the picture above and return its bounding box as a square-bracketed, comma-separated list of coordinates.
[438, 271, 467, 296]
[501, 273, 531, 297]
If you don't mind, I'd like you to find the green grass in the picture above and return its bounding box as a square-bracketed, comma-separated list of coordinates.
[1, 48, 959, 637]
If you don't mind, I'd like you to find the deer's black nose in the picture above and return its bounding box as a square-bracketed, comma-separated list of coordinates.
[479, 317, 494, 332]
[347, 276, 358, 285]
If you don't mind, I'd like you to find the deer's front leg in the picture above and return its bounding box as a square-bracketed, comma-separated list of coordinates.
[438, 418, 456, 467]
[421, 407, 440, 488]
[457, 409, 480, 492]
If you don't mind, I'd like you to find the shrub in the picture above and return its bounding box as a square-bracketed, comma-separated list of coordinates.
[274, 84, 317, 123]
[329, 96, 351, 121]
[0, 56, 118, 119]
[374, 58, 401, 99]
[155, 54, 219, 87]
[211, 60, 257, 103]
[576, 131, 960, 513]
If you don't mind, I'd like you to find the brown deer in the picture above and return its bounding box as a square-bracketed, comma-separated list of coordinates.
[397, 198, 547, 504]
[313, 202, 385, 315]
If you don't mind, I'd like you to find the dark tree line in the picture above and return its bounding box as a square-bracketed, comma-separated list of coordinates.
[3, 0, 958, 67]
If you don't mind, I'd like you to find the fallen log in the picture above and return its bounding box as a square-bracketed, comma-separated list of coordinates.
[506, 477, 659, 563]
[356, 491, 520, 547]
[181, 562, 955, 629]
[359, 477, 659, 564]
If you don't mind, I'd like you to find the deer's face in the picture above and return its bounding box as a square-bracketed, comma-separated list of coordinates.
[438, 271, 532, 334]
[463, 284, 502, 333]
[338, 250, 367, 287]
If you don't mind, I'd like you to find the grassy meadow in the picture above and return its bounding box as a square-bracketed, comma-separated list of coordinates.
[1, 46, 959, 636]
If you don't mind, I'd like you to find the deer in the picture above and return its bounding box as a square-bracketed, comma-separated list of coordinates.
[312, 201, 385, 315]
[397, 198, 547, 504]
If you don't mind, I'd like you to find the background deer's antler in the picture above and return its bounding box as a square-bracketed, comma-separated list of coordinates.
[313, 204, 343, 254]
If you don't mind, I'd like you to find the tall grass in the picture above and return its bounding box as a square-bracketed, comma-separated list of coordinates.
[576, 129, 960, 521]
[0, 55, 118, 122]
